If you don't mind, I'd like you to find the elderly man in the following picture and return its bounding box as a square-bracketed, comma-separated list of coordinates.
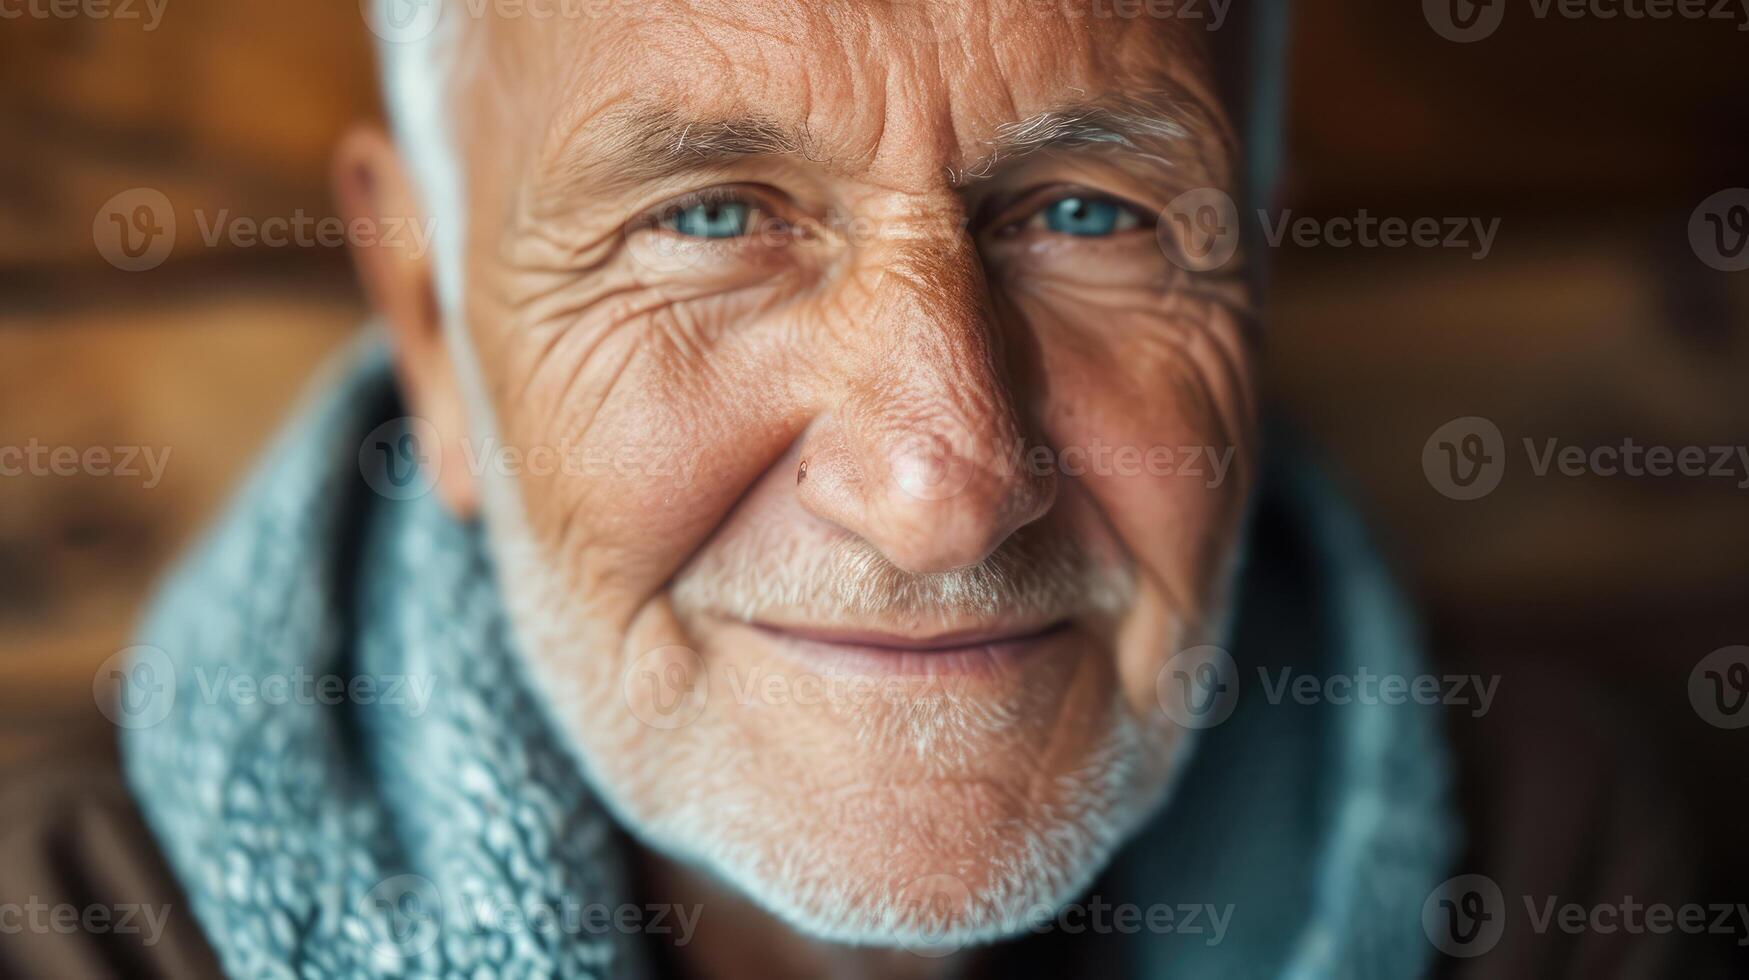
[0, 1, 1722, 978]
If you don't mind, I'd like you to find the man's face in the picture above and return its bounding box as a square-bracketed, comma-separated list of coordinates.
[435, 0, 1255, 946]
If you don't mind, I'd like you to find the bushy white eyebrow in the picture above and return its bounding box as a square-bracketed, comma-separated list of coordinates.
[951, 95, 1199, 184]
[665, 117, 805, 162]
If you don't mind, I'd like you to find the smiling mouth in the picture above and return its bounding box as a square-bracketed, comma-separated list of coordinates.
[743, 618, 1074, 676]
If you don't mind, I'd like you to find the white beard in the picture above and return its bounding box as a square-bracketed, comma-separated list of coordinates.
[475, 468, 1192, 952]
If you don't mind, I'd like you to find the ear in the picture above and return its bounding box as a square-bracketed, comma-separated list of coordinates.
[332, 125, 480, 518]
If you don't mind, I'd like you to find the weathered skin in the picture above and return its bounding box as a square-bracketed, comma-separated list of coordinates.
[338, 2, 1257, 975]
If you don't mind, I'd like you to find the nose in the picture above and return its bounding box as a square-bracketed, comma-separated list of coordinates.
[793, 246, 1055, 575]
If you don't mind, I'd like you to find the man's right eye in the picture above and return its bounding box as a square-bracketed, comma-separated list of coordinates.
[659, 200, 753, 239]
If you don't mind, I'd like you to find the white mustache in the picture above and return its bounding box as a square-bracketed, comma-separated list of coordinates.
[671, 529, 1130, 624]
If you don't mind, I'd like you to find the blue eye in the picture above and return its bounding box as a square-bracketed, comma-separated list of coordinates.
[1040, 196, 1140, 237]
[662, 200, 752, 239]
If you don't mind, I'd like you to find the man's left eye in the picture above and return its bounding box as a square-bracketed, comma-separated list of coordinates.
[661, 200, 753, 239]
[1031, 196, 1144, 237]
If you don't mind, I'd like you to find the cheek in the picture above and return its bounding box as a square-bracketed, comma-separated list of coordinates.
[480, 284, 819, 611]
[1017, 282, 1257, 628]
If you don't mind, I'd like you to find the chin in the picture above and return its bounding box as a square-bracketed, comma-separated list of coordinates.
[501, 575, 1179, 950]
[479, 467, 1206, 953]
[611, 658, 1179, 953]
[689, 710, 1180, 952]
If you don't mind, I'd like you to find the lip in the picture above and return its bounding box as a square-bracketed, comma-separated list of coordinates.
[743, 618, 1072, 677]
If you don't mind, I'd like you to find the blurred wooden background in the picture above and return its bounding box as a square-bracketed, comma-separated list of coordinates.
[1, 0, 1746, 863]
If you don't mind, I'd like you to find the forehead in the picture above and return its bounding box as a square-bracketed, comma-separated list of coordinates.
[476, 0, 1224, 183]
